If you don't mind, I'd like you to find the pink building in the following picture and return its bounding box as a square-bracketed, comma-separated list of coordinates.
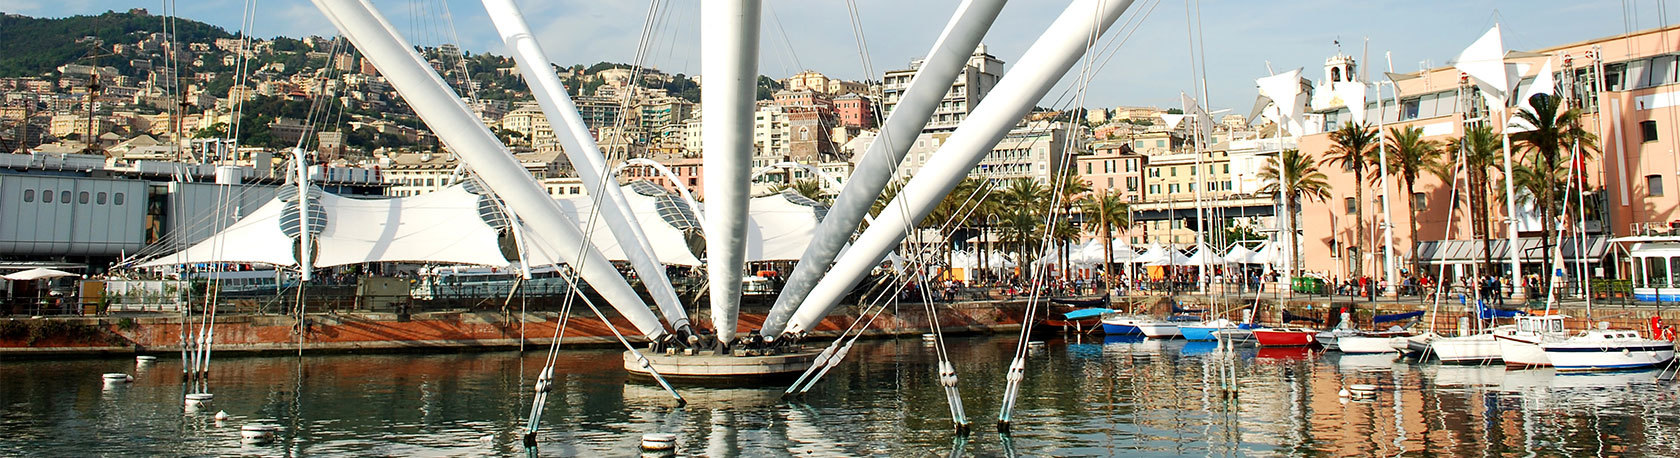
[1289, 24, 1680, 283]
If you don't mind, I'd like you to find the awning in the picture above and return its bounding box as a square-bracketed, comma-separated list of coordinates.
[1415, 235, 1610, 264]
[3, 268, 79, 281]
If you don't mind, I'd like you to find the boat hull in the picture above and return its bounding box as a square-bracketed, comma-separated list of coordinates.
[1543, 342, 1676, 371]
[1338, 335, 1401, 354]
[1180, 325, 1221, 341]
[1494, 334, 1553, 367]
[1101, 323, 1141, 335]
[1136, 323, 1183, 339]
[1431, 334, 1501, 365]
[1253, 329, 1317, 347]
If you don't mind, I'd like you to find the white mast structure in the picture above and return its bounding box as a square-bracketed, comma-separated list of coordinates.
[310, 0, 670, 339]
[785, 0, 1138, 336]
[482, 0, 694, 335]
[1452, 24, 1525, 300]
[701, 0, 762, 347]
[759, 0, 1007, 339]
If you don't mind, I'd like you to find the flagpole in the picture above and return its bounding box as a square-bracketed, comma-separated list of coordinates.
[1373, 49, 1399, 297]
[1500, 111, 1523, 302]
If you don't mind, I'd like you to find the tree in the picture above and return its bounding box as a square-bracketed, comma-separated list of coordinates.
[1322, 121, 1379, 280]
[769, 178, 831, 204]
[1385, 125, 1443, 276]
[1259, 148, 1331, 277]
[998, 178, 1049, 278]
[1079, 191, 1130, 283]
[1050, 172, 1091, 280]
[1510, 92, 1599, 291]
[1432, 125, 1504, 274]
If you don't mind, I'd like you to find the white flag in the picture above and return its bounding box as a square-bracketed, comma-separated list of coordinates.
[1507, 58, 1555, 133]
[1451, 25, 1508, 107]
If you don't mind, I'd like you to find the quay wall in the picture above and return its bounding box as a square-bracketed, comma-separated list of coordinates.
[0, 300, 1030, 357]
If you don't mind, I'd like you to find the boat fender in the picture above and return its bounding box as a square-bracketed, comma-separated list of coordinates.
[1664, 326, 1677, 343]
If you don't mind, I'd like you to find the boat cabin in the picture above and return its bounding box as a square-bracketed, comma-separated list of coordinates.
[1515, 314, 1567, 334]
[1628, 240, 1680, 302]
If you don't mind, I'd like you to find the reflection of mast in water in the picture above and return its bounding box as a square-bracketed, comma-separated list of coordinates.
[706, 409, 736, 457]
[783, 404, 847, 456]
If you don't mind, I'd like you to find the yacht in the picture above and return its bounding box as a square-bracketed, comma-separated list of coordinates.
[1541, 327, 1676, 371]
[1100, 313, 1147, 335]
[1493, 314, 1570, 368]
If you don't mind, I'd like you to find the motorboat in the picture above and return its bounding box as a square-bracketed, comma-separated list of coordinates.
[1493, 314, 1570, 368]
[1253, 327, 1318, 347]
[1338, 331, 1410, 354]
[1389, 332, 1440, 356]
[1541, 328, 1676, 371]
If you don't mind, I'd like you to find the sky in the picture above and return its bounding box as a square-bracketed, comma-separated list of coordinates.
[6, 0, 1663, 114]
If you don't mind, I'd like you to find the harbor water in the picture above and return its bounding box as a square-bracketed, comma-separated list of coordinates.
[4, 335, 1680, 456]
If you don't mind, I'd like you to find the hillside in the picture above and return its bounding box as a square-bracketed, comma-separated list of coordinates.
[0, 10, 232, 77]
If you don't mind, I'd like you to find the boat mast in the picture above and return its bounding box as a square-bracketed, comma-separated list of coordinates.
[293, 147, 312, 282]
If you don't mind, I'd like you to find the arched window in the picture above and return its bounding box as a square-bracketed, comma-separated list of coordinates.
[1330, 67, 1342, 82]
[799, 126, 810, 141]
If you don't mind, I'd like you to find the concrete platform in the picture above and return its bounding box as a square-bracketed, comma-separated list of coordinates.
[624, 349, 820, 385]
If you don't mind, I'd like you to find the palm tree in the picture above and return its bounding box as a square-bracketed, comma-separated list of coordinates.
[1322, 121, 1379, 280]
[998, 178, 1049, 278]
[1432, 125, 1503, 274]
[1080, 190, 1131, 284]
[1511, 91, 1599, 288]
[1050, 173, 1091, 280]
[927, 177, 989, 276]
[1259, 148, 1332, 277]
[768, 178, 831, 204]
[1385, 125, 1443, 276]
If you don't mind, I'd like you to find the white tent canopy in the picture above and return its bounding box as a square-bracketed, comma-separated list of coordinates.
[136, 198, 298, 268]
[315, 186, 511, 268]
[3, 267, 79, 281]
[1133, 243, 1169, 265]
[1184, 244, 1220, 267]
[136, 182, 830, 270]
[1224, 243, 1260, 264]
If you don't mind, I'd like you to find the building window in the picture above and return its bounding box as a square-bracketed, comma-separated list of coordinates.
[1345, 197, 1358, 214]
[1085, 163, 1093, 174]
[1412, 192, 1426, 211]
[96, 192, 107, 204]
[1650, 174, 1666, 197]
[1643, 120, 1659, 143]
[114, 193, 125, 205]
[78, 191, 89, 204]
[1107, 177, 1114, 187]
[1171, 167, 1178, 177]
[23, 189, 33, 202]
[43, 189, 53, 203]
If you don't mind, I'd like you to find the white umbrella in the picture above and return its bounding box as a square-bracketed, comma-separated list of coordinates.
[3, 268, 79, 281]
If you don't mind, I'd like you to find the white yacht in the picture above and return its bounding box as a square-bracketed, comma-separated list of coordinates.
[1541, 328, 1676, 371]
[1493, 314, 1570, 368]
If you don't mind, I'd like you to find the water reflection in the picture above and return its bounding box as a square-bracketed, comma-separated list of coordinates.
[4, 336, 1680, 455]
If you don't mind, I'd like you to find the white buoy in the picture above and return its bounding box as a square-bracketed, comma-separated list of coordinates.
[185, 393, 214, 411]
[102, 373, 133, 383]
[641, 433, 677, 453]
[1338, 389, 1351, 397]
[240, 424, 280, 443]
[136, 355, 158, 364]
[215, 410, 231, 421]
[1348, 384, 1378, 399]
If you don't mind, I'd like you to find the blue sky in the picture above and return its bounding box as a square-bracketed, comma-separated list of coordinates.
[5, 1, 1658, 113]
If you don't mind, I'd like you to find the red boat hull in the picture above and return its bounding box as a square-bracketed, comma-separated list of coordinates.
[1253, 329, 1317, 347]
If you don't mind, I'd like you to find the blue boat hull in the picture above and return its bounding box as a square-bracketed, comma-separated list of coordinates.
[1103, 323, 1141, 335]
[1180, 326, 1219, 341]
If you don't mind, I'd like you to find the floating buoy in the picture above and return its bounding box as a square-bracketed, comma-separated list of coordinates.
[214, 410, 231, 421]
[1348, 384, 1378, 399]
[185, 393, 214, 410]
[641, 433, 677, 453]
[136, 356, 157, 364]
[102, 373, 133, 383]
[1338, 389, 1351, 398]
[240, 424, 280, 443]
